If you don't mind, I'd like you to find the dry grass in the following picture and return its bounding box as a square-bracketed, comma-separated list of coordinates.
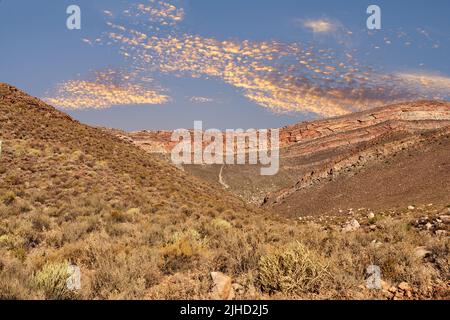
[258, 242, 332, 295]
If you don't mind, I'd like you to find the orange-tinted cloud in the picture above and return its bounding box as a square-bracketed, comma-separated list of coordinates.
[45, 69, 170, 109]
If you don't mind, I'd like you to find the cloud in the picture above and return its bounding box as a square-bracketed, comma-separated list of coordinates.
[45, 69, 170, 109]
[299, 18, 352, 38]
[395, 72, 450, 93]
[302, 19, 336, 34]
[297, 17, 354, 48]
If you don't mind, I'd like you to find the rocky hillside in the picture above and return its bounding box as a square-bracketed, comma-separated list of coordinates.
[278, 101, 450, 149]
[0, 84, 448, 300]
[112, 101, 450, 211]
[264, 125, 450, 216]
[110, 101, 450, 153]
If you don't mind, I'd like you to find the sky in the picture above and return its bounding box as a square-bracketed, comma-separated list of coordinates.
[0, 0, 449, 131]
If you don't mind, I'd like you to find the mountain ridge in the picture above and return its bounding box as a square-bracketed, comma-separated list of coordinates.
[108, 100, 450, 210]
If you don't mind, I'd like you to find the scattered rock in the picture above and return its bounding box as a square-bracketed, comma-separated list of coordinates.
[413, 215, 446, 233]
[370, 239, 383, 248]
[369, 225, 377, 231]
[388, 286, 397, 293]
[414, 246, 432, 260]
[398, 282, 412, 292]
[342, 219, 360, 232]
[435, 230, 447, 237]
[408, 205, 415, 210]
[381, 280, 390, 291]
[439, 214, 450, 224]
[367, 212, 375, 219]
[211, 272, 234, 300]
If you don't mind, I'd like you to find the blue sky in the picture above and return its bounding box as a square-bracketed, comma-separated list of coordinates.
[1, 0, 449, 131]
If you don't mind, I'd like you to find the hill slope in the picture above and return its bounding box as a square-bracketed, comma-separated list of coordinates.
[265, 126, 450, 216]
[0, 83, 268, 299]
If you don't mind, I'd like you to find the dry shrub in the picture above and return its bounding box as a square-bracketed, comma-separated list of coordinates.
[211, 218, 232, 230]
[146, 272, 209, 300]
[160, 229, 209, 273]
[429, 241, 450, 280]
[31, 214, 52, 231]
[109, 210, 134, 223]
[258, 242, 332, 295]
[0, 252, 36, 299]
[87, 247, 162, 299]
[1, 191, 16, 205]
[208, 230, 264, 275]
[126, 208, 141, 216]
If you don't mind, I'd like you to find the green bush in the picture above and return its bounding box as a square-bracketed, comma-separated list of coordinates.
[32, 262, 75, 300]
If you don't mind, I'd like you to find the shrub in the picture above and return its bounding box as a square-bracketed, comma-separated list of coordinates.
[212, 218, 232, 230]
[109, 210, 133, 223]
[28, 148, 42, 157]
[257, 242, 332, 295]
[0, 235, 10, 247]
[126, 208, 141, 216]
[160, 229, 208, 273]
[32, 262, 76, 300]
[1, 191, 16, 205]
[32, 215, 51, 231]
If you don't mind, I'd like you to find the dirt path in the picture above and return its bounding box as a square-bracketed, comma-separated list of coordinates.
[219, 164, 229, 189]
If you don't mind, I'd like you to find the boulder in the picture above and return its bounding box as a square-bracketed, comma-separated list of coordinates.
[211, 272, 234, 300]
[342, 219, 360, 232]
